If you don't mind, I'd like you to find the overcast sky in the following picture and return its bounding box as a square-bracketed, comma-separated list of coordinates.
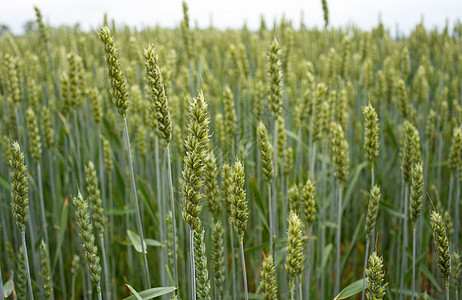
[1, 0, 461, 35]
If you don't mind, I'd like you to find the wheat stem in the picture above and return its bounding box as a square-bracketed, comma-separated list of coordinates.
[0, 257, 3, 298]
[123, 116, 150, 287]
[335, 186, 343, 295]
[400, 186, 409, 298]
[239, 238, 248, 300]
[154, 135, 166, 287]
[411, 227, 416, 300]
[361, 238, 370, 300]
[190, 227, 196, 300]
[455, 170, 460, 248]
[310, 144, 316, 176]
[268, 185, 273, 254]
[371, 165, 375, 187]
[21, 231, 34, 300]
[99, 235, 110, 300]
[271, 118, 278, 257]
[305, 226, 312, 300]
[446, 282, 450, 300]
[229, 222, 237, 300]
[37, 163, 49, 246]
[166, 145, 179, 289]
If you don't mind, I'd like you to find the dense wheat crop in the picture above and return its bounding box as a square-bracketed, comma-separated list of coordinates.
[0, 2, 461, 299]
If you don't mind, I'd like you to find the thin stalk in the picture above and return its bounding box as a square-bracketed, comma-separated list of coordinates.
[0, 262, 3, 299]
[47, 150, 56, 208]
[320, 166, 326, 300]
[122, 117, 150, 287]
[125, 202, 133, 282]
[371, 164, 375, 187]
[154, 136, 166, 288]
[446, 282, 449, 300]
[229, 222, 237, 300]
[73, 114, 84, 188]
[97, 283, 102, 300]
[290, 282, 294, 300]
[448, 176, 453, 215]
[268, 185, 273, 255]
[400, 186, 409, 298]
[21, 231, 34, 300]
[296, 128, 302, 180]
[455, 170, 460, 248]
[396, 177, 404, 285]
[411, 227, 416, 300]
[108, 182, 117, 300]
[47, 148, 67, 298]
[71, 274, 76, 300]
[361, 238, 370, 300]
[437, 137, 443, 191]
[335, 186, 343, 296]
[310, 144, 317, 176]
[83, 269, 90, 300]
[298, 276, 302, 300]
[239, 238, 248, 300]
[37, 163, 49, 248]
[281, 165, 287, 238]
[272, 118, 278, 254]
[98, 128, 105, 220]
[99, 235, 110, 300]
[304, 226, 312, 300]
[189, 228, 196, 300]
[308, 120, 313, 175]
[166, 145, 179, 289]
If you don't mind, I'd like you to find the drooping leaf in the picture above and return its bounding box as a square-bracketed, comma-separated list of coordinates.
[127, 230, 147, 253]
[3, 278, 13, 297]
[145, 238, 162, 247]
[123, 286, 176, 300]
[334, 279, 365, 299]
[126, 284, 143, 300]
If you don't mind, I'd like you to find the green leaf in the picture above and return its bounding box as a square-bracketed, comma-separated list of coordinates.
[145, 238, 162, 247]
[0, 173, 11, 191]
[106, 208, 135, 215]
[245, 241, 268, 254]
[127, 230, 147, 253]
[3, 278, 13, 297]
[286, 129, 309, 150]
[249, 175, 270, 233]
[343, 161, 368, 210]
[334, 279, 365, 299]
[53, 199, 69, 269]
[381, 200, 404, 218]
[321, 243, 333, 269]
[123, 286, 176, 300]
[137, 177, 156, 221]
[420, 263, 442, 292]
[341, 215, 364, 272]
[247, 292, 264, 299]
[126, 284, 143, 300]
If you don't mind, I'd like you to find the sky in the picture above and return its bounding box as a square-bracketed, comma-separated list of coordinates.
[1, 0, 461, 35]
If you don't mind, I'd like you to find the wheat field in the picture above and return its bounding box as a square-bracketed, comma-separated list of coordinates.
[0, 2, 461, 300]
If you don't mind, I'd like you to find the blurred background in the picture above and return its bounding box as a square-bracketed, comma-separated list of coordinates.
[1, 0, 461, 36]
